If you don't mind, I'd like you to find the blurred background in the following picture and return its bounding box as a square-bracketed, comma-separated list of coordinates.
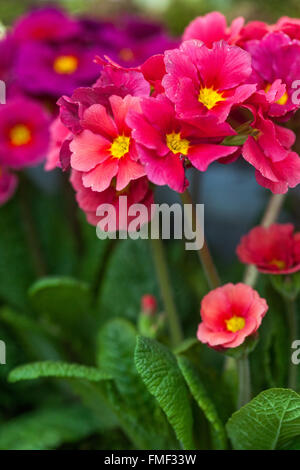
[0, 0, 299, 451]
[1, 0, 298, 264]
[1, 0, 300, 33]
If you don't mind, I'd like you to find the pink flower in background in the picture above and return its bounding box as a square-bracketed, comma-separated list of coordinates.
[163, 40, 255, 122]
[237, 224, 300, 274]
[241, 108, 300, 193]
[0, 167, 18, 205]
[70, 170, 153, 231]
[127, 95, 238, 192]
[183, 11, 244, 47]
[238, 21, 270, 44]
[45, 117, 70, 171]
[95, 16, 178, 68]
[12, 6, 80, 42]
[15, 42, 102, 97]
[274, 16, 300, 40]
[0, 98, 50, 169]
[245, 32, 300, 117]
[70, 95, 145, 192]
[197, 283, 268, 349]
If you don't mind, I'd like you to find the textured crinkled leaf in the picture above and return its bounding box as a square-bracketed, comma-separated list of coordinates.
[135, 336, 195, 450]
[97, 319, 176, 450]
[177, 355, 227, 449]
[0, 404, 100, 450]
[9, 361, 112, 383]
[227, 388, 300, 450]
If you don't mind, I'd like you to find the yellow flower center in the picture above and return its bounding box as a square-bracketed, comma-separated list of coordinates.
[265, 83, 288, 105]
[110, 135, 130, 159]
[269, 258, 286, 270]
[53, 55, 79, 74]
[119, 48, 135, 62]
[9, 124, 32, 146]
[225, 316, 246, 333]
[198, 86, 225, 110]
[166, 132, 189, 155]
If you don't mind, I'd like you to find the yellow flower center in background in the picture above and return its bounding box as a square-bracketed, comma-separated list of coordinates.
[119, 48, 135, 62]
[9, 124, 32, 146]
[225, 316, 246, 333]
[166, 132, 189, 155]
[53, 55, 79, 74]
[198, 86, 225, 110]
[110, 135, 130, 159]
[269, 258, 286, 270]
[265, 83, 288, 105]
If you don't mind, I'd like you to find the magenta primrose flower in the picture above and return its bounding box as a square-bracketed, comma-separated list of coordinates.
[15, 42, 102, 97]
[70, 170, 153, 231]
[163, 40, 256, 123]
[245, 32, 300, 117]
[183, 11, 244, 47]
[0, 98, 50, 169]
[241, 107, 300, 193]
[47, 10, 300, 231]
[70, 95, 146, 192]
[127, 95, 238, 192]
[12, 6, 80, 42]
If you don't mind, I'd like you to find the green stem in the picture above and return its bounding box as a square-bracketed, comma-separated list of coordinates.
[19, 178, 47, 277]
[150, 237, 183, 346]
[243, 193, 286, 287]
[180, 189, 221, 290]
[285, 297, 298, 390]
[237, 355, 251, 408]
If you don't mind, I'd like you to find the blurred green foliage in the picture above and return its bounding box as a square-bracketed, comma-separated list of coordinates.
[1, 0, 300, 33]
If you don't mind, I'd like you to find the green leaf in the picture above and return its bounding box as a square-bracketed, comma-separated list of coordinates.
[135, 336, 195, 450]
[29, 276, 91, 319]
[9, 361, 112, 383]
[226, 388, 300, 450]
[8, 360, 118, 432]
[29, 276, 95, 360]
[0, 307, 62, 361]
[28, 184, 78, 276]
[0, 198, 35, 309]
[0, 404, 101, 450]
[177, 355, 227, 449]
[77, 210, 112, 285]
[97, 319, 176, 450]
[98, 239, 159, 322]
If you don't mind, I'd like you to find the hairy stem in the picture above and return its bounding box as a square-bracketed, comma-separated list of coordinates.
[180, 189, 221, 290]
[244, 193, 286, 287]
[237, 355, 251, 408]
[150, 237, 183, 346]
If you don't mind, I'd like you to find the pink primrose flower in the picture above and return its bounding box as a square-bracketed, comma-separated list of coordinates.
[197, 283, 268, 349]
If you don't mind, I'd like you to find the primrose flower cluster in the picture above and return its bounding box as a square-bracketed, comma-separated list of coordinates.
[0, 6, 178, 204]
[50, 11, 300, 230]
